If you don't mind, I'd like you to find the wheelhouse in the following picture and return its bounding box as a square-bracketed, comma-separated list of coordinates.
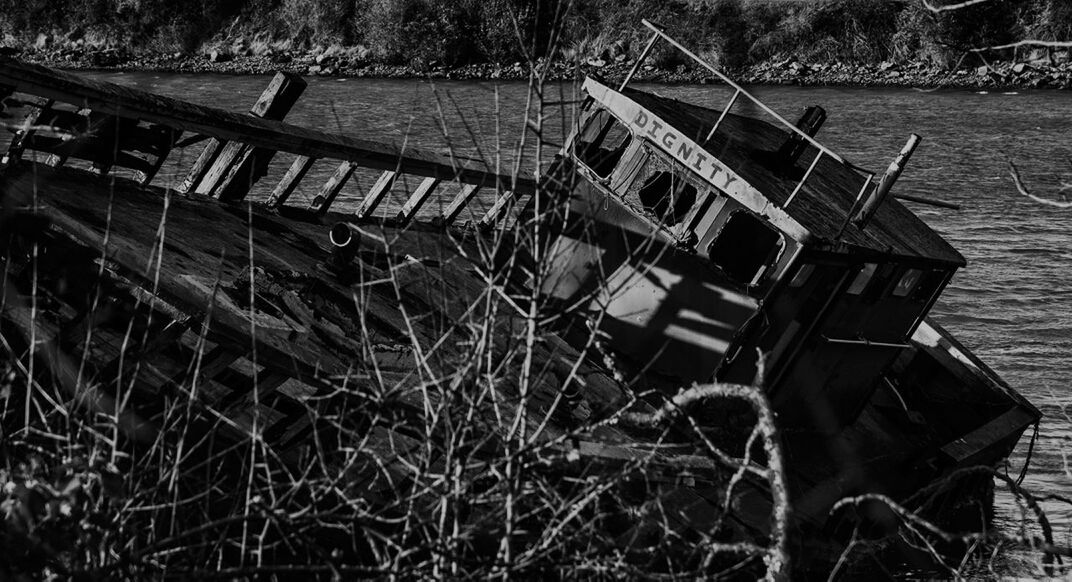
[538, 33, 966, 430]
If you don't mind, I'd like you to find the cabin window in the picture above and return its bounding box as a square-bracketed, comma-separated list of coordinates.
[911, 269, 947, 302]
[892, 268, 922, 297]
[576, 110, 632, 179]
[789, 264, 815, 288]
[638, 171, 698, 226]
[862, 265, 898, 302]
[707, 211, 784, 286]
[846, 263, 876, 295]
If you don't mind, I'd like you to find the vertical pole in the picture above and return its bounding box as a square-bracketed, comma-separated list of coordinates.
[619, 32, 660, 92]
[853, 134, 922, 229]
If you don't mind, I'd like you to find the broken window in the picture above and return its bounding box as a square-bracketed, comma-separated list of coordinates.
[846, 263, 877, 295]
[892, 268, 922, 297]
[576, 109, 632, 179]
[637, 171, 698, 226]
[707, 211, 784, 286]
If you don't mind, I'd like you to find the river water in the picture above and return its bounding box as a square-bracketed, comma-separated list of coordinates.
[66, 71, 1072, 565]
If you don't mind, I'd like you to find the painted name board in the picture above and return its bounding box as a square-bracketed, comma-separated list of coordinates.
[582, 77, 810, 242]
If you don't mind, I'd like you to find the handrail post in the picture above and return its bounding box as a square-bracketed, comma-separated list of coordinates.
[619, 31, 661, 91]
[705, 88, 741, 142]
[784, 150, 822, 208]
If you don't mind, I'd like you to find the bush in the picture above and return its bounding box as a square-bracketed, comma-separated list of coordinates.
[745, 0, 902, 64]
[356, 0, 480, 67]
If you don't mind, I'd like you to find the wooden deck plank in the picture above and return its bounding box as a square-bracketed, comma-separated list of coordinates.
[396, 177, 440, 224]
[355, 170, 397, 219]
[309, 161, 356, 214]
[266, 155, 315, 208]
[440, 183, 480, 225]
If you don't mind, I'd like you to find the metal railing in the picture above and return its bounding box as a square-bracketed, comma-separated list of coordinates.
[622, 20, 877, 215]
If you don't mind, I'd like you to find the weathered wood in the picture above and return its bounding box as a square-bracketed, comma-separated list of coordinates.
[396, 177, 440, 224]
[266, 155, 315, 208]
[2, 97, 52, 165]
[179, 138, 224, 194]
[439, 184, 481, 225]
[355, 170, 397, 219]
[138, 124, 179, 186]
[940, 406, 1037, 464]
[194, 140, 246, 196]
[309, 161, 357, 214]
[478, 190, 516, 229]
[0, 59, 535, 194]
[215, 72, 307, 202]
[189, 72, 306, 200]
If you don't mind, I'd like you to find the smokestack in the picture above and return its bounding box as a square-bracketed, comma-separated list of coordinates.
[853, 134, 921, 230]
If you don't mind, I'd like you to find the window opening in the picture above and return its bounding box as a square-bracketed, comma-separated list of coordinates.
[789, 264, 815, 288]
[846, 263, 876, 295]
[707, 212, 784, 287]
[892, 268, 922, 297]
[911, 269, 947, 302]
[576, 110, 632, 179]
[637, 171, 697, 226]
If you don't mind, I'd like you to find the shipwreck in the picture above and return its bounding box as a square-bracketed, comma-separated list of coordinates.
[0, 20, 1041, 578]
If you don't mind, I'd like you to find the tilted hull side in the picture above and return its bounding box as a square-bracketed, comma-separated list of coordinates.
[782, 318, 1040, 535]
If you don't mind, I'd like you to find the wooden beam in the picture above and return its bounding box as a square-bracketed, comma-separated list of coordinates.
[193, 140, 246, 196]
[396, 177, 440, 224]
[2, 97, 52, 165]
[266, 155, 315, 208]
[309, 161, 356, 215]
[478, 190, 516, 229]
[192, 72, 307, 200]
[179, 138, 224, 194]
[355, 170, 397, 219]
[439, 183, 480, 225]
[0, 59, 534, 194]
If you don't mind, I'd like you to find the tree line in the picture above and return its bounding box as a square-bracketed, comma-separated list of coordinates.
[1, 0, 1070, 68]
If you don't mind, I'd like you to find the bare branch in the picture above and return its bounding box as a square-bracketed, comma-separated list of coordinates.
[1008, 158, 1072, 208]
[921, 0, 994, 13]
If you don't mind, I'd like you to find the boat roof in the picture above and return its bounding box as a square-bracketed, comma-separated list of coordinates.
[584, 77, 965, 267]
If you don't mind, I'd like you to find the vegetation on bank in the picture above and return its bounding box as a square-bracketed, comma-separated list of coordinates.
[2, 0, 1071, 72]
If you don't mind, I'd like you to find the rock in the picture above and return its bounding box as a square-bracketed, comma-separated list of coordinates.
[975, 65, 989, 76]
[586, 57, 606, 68]
[209, 49, 232, 63]
[1012, 62, 1028, 75]
[34, 33, 51, 50]
[307, 64, 322, 75]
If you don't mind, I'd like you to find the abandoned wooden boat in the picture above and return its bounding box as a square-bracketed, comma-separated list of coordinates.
[0, 20, 1041, 578]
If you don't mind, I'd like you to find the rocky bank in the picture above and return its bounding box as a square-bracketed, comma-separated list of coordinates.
[14, 44, 1072, 91]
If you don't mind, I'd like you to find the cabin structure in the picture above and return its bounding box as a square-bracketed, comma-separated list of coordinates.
[538, 26, 968, 432]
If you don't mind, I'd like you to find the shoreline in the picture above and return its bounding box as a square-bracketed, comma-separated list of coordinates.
[18, 47, 1072, 91]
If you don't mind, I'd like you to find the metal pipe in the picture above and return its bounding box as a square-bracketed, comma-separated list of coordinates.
[641, 19, 849, 166]
[852, 134, 922, 230]
[784, 150, 822, 208]
[823, 336, 911, 349]
[893, 193, 961, 210]
[704, 88, 740, 143]
[328, 222, 361, 268]
[619, 31, 661, 91]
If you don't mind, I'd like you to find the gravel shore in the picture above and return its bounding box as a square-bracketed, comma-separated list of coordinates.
[19, 46, 1072, 91]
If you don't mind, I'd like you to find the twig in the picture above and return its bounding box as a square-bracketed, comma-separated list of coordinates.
[1008, 158, 1072, 208]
